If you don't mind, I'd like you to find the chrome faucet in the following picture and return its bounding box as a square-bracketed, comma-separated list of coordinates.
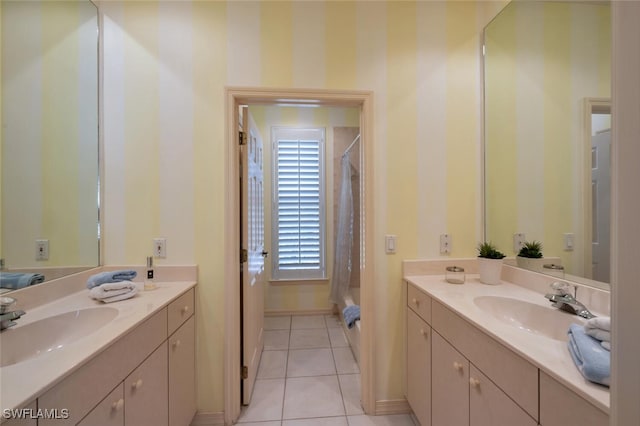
[0, 296, 26, 331]
[544, 281, 596, 319]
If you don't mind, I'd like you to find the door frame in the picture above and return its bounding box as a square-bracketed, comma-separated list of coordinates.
[582, 97, 611, 279]
[223, 87, 375, 424]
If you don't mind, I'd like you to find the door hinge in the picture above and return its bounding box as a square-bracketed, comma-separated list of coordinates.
[242, 366, 248, 379]
[239, 131, 246, 146]
[240, 249, 248, 264]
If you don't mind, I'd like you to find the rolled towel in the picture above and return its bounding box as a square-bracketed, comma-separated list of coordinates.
[89, 280, 138, 303]
[87, 270, 137, 289]
[343, 304, 360, 329]
[584, 316, 611, 344]
[567, 323, 610, 387]
[0, 272, 45, 289]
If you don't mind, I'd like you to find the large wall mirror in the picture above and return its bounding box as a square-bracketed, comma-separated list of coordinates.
[1, 1, 100, 293]
[484, 0, 611, 289]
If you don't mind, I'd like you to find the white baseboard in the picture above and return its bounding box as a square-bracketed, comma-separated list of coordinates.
[375, 399, 412, 416]
[190, 411, 225, 426]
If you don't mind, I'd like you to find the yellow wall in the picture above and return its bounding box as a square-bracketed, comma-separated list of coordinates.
[485, 2, 611, 274]
[101, 0, 498, 413]
[1, 1, 99, 269]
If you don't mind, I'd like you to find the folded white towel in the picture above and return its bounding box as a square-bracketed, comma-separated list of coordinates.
[584, 316, 611, 343]
[601, 341, 611, 351]
[89, 280, 138, 303]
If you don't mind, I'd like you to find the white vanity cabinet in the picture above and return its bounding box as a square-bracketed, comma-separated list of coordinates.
[539, 372, 608, 426]
[35, 287, 196, 426]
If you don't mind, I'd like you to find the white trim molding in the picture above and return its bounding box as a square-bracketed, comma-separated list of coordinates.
[374, 399, 412, 416]
[190, 412, 225, 426]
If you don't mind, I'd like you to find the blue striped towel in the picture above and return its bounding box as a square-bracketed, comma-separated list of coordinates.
[343, 305, 360, 329]
[87, 270, 137, 289]
[567, 323, 610, 387]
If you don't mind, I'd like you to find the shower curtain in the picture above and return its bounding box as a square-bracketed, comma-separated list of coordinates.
[330, 154, 355, 304]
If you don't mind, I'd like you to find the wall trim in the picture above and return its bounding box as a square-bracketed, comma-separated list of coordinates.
[190, 412, 225, 426]
[374, 399, 412, 416]
[224, 87, 376, 425]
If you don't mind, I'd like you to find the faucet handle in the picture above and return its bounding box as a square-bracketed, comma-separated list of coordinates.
[550, 281, 574, 296]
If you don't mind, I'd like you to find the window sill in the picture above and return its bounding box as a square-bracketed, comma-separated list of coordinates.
[268, 278, 329, 286]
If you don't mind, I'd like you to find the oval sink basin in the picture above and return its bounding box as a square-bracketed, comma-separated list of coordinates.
[474, 296, 583, 341]
[0, 307, 118, 367]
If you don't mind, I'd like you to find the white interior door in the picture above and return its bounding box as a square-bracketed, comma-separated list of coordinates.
[240, 106, 265, 405]
[591, 129, 611, 282]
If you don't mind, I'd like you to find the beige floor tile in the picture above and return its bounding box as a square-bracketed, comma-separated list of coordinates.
[328, 327, 349, 348]
[264, 330, 290, 351]
[283, 417, 348, 426]
[287, 349, 336, 377]
[283, 376, 345, 419]
[346, 414, 416, 426]
[289, 329, 330, 349]
[338, 374, 363, 415]
[265, 315, 292, 330]
[237, 379, 285, 423]
[325, 314, 343, 328]
[291, 315, 327, 329]
[332, 347, 360, 374]
[258, 350, 288, 379]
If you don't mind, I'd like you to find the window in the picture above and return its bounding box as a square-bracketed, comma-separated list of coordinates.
[271, 127, 326, 280]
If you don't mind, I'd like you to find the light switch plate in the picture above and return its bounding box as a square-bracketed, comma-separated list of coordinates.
[563, 233, 574, 251]
[385, 235, 397, 254]
[513, 233, 525, 254]
[153, 238, 167, 258]
[35, 239, 49, 261]
[440, 234, 451, 254]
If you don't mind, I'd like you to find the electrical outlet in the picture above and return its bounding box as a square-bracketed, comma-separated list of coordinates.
[36, 239, 49, 261]
[513, 233, 525, 254]
[440, 234, 451, 254]
[153, 238, 166, 258]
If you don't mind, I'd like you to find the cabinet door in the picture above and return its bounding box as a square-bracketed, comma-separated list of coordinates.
[124, 341, 169, 426]
[169, 315, 196, 426]
[432, 331, 469, 426]
[469, 366, 536, 426]
[77, 384, 124, 426]
[406, 309, 431, 426]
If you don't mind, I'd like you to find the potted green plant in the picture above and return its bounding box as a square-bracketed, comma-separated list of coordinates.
[516, 240, 545, 272]
[477, 242, 506, 285]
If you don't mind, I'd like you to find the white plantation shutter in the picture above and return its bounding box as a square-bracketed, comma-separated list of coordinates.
[272, 128, 326, 280]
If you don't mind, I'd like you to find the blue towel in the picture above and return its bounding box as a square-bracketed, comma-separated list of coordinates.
[567, 323, 610, 387]
[86, 270, 137, 289]
[343, 305, 360, 329]
[0, 272, 45, 289]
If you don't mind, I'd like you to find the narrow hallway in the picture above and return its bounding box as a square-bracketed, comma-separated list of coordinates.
[237, 314, 415, 426]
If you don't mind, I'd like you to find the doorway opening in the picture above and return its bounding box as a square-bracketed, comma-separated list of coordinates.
[223, 88, 375, 425]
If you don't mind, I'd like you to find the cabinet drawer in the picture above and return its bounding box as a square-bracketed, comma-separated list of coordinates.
[39, 308, 167, 425]
[406, 309, 431, 426]
[540, 372, 608, 426]
[168, 289, 194, 336]
[432, 301, 538, 420]
[77, 384, 124, 426]
[470, 365, 536, 426]
[407, 283, 431, 324]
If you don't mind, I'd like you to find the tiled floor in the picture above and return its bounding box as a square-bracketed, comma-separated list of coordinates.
[237, 314, 416, 426]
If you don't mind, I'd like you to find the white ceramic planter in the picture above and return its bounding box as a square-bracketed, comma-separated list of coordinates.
[516, 256, 546, 273]
[478, 257, 503, 285]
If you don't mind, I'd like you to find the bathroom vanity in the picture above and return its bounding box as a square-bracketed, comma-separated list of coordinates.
[405, 274, 609, 426]
[0, 278, 196, 426]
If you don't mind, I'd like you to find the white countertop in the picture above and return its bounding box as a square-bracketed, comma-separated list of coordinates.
[405, 274, 610, 413]
[0, 281, 196, 412]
